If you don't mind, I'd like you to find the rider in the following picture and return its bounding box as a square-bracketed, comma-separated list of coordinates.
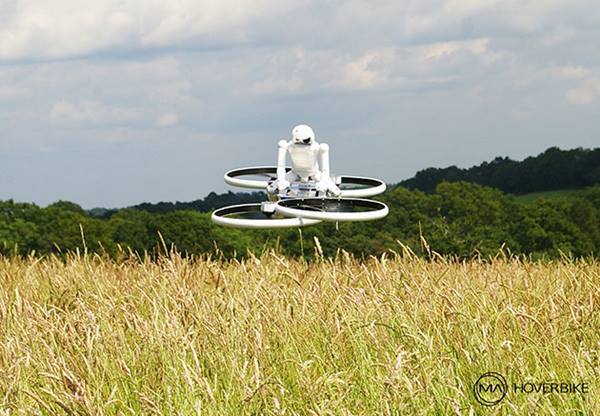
[271, 124, 341, 197]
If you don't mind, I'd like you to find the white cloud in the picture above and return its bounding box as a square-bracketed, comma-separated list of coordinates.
[0, 85, 29, 100]
[49, 100, 140, 125]
[418, 38, 489, 60]
[403, 0, 571, 39]
[0, 0, 294, 61]
[156, 112, 178, 127]
[340, 48, 395, 90]
[249, 38, 499, 95]
[548, 65, 589, 80]
[1, 0, 594, 63]
[566, 78, 600, 105]
[542, 25, 577, 46]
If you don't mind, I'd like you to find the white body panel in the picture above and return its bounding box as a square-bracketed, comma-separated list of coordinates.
[276, 140, 339, 195]
[288, 142, 320, 180]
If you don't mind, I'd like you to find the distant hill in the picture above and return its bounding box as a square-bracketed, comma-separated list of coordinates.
[398, 146, 600, 194]
[89, 191, 266, 218]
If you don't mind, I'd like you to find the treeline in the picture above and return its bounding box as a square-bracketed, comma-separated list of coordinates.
[399, 147, 600, 194]
[89, 191, 266, 218]
[89, 146, 600, 217]
[2, 182, 599, 259]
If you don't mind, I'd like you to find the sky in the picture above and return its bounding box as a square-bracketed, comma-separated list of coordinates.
[1, 0, 599, 208]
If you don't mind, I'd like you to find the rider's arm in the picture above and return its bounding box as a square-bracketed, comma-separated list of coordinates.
[319, 143, 331, 179]
[277, 140, 289, 182]
[318, 143, 341, 196]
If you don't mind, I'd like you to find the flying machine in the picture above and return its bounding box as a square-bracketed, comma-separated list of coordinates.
[211, 125, 388, 228]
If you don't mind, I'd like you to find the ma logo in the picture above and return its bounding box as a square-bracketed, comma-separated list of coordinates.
[473, 372, 508, 406]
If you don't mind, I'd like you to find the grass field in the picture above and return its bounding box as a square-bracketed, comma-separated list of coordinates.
[1, 248, 599, 415]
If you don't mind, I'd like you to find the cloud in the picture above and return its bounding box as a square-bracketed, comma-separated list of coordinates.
[1, 0, 595, 63]
[0, 0, 294, 62]
[156, 112, 178, 127]
[249, 38, 497, 94]
[340, 48, 395, 90]
[542, 25, 577, 46]
[566, 78, 600, 105]
[49, 100, 141, 125]
[0, 85, 29, 100]
[548, 65, 589, 80]
[418, 38, 489, 60]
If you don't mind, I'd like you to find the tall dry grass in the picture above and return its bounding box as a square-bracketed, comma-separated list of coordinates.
[0, 248, 598, 415]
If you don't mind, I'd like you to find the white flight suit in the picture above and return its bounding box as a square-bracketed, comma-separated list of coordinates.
[274, 139, 341, 196]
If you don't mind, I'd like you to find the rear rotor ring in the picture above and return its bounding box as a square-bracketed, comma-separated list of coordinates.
[337, 176, 386, 197]
[224, 166, 291, 189]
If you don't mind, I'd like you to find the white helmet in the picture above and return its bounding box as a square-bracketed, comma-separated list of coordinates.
[292, 124, 315, 145]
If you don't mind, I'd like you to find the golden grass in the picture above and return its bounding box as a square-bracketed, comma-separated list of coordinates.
[0, 249, 598, 415]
